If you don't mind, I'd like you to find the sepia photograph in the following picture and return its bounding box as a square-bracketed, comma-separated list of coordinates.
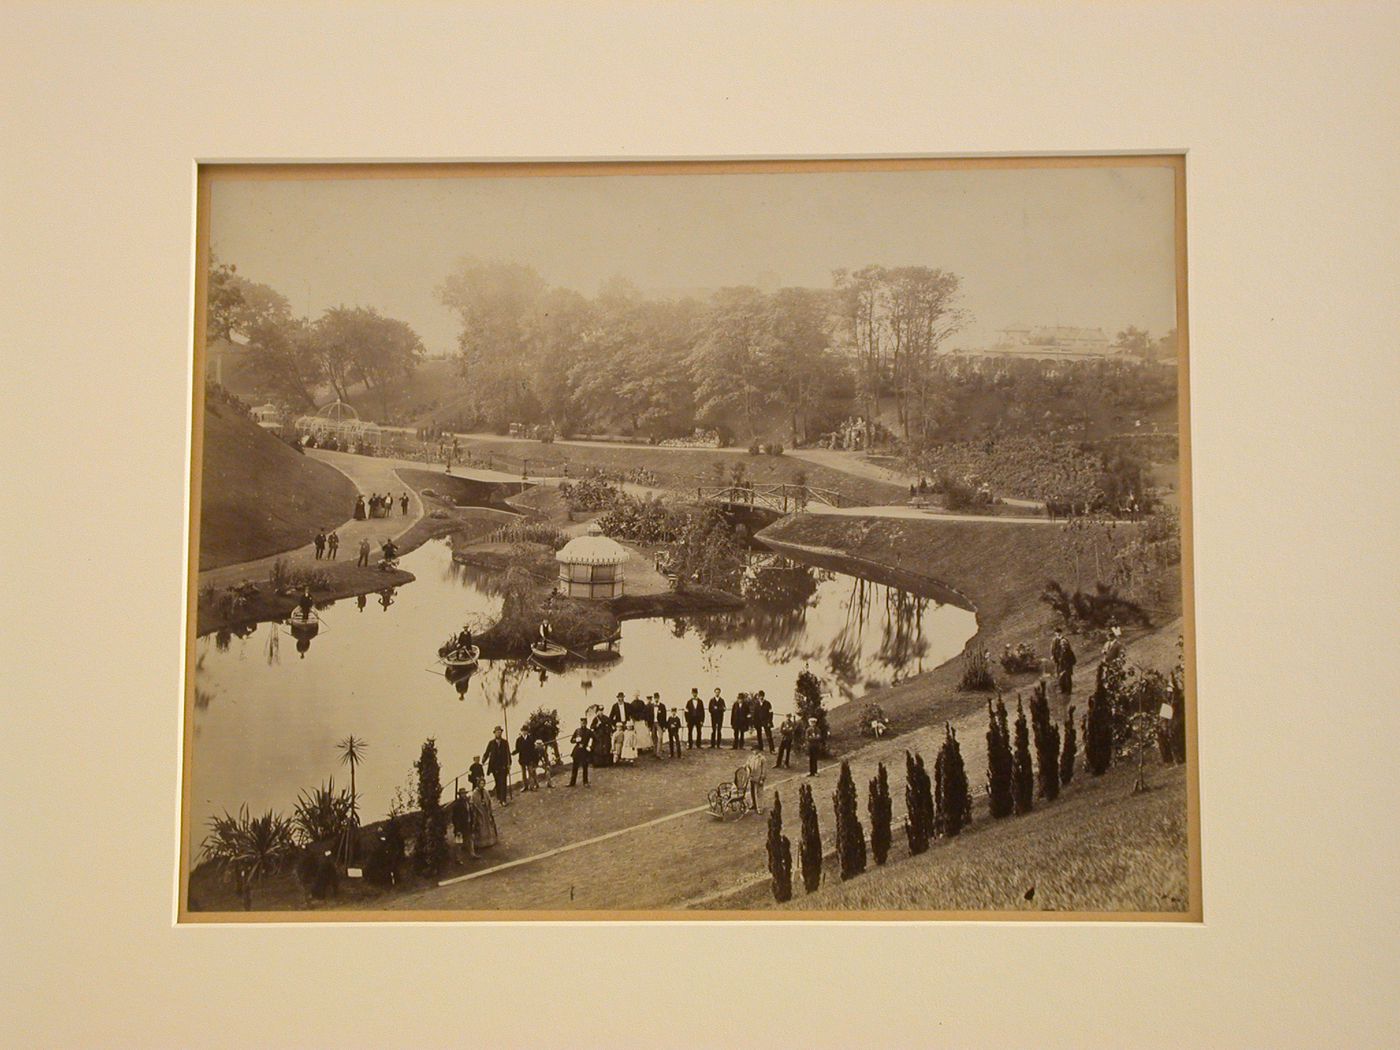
[182, 157, 1196, 920]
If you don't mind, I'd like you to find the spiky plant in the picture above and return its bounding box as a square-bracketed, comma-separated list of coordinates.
[200, 805, 296, 910]
[292, 779, 354, 846]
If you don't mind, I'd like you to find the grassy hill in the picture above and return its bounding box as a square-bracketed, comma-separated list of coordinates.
[198, 400, 359, 570]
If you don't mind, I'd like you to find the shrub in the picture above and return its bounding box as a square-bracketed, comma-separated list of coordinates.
[793, 669, 829, 752]
[867, 763, 892, 865]
[487, 520, 569, 550]
[199, 805, 296, 910]
[294, 848, 339, 902]
[292, 779, 354, 846]
[766, 792, 793, 902]
[985, 697, 1014, 819]
[1012, 698, 1035, 814]
[959, 647, 996, 691]
[935, 724, 972, 837]
[557, 477, 621, 511]
[1040, 580, 1150, 630]
[1000, 642, 1040, 674]
[412, 739, 447, 878]
[765, 441, 784, 456]
[1060, 704, 1078, 784]
[832, 761, 866, 880]
[903, 751, 934, 855]
[1028, 681, 1061, 801]
[797, 782, 822, 893]
[747, 440, 762, 456]
[1085, 666, 1115, 775]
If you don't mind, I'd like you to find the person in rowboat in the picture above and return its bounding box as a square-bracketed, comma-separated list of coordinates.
[296, 588, 313, 620]
[537, 620, 553, 647]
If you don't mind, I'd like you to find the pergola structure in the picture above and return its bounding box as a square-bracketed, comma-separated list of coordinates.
[555, 523, 628, 599]
[293, 400, 382, 448]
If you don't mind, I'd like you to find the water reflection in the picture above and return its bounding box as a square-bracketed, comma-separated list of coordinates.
[189, 539, 975, 837]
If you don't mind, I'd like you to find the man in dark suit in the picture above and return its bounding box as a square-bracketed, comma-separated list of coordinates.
[685, 689, 705, 749]
[754, 690, 775, 751]
[708, 689, 726, 748]
[732, 693, 749, 749]
[609, 691, 627, 725]
[482, 726, 512, 805]
[653, 695, 668, 757]
[569, 717, 592, 786]
[666, 708, 682, 757]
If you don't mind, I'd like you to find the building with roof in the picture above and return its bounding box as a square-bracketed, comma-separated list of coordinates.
[962, 323, 1121, 361]
[293, 399, 383, 449]
[555, 523, 628, 599]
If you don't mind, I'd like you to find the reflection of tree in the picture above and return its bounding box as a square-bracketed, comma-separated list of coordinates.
[477, 660, 528, 737]
[688, 558, 819, 655]
[822, 577, 934, 695]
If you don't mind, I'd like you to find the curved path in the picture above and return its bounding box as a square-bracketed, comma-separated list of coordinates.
[196, 451, 518, 589]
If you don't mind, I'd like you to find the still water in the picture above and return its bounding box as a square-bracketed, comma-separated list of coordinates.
[189, 539, 975, 841]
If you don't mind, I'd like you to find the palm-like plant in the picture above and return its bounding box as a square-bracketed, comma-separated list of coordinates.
[336, 735, 367, 828]
[200, 805, 296, 910]
[292, 779, 354, 846]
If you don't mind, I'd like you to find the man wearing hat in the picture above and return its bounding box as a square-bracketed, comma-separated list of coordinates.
[482, 726, 512, 805]
[707, 688, 727, 748]
[609, 691, 627, 725]
[569, 716, 592, 787]
[806, 718, 821, 777]
[684, 688, 705, 749]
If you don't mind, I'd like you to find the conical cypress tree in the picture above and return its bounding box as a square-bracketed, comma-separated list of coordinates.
[1060, 704, 1078, 785]
[797, 782, 822, 893]
[1012, 698, 1035, 815]
[1086, 666, 1114, 776]
[938, 724, 972, 837]
[1029, 685, 1061, 801]
[867, 763, 892, 865]
[832, 761, 866, 879]
[904, 751, 932, 855]
[412, 738, 447, 877]
[933, 745, 945, 835]
[766, 792, 793, 902]
[986, 698, 1014, 818]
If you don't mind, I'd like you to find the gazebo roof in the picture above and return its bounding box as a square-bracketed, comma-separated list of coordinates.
[555, 523, 629, 566]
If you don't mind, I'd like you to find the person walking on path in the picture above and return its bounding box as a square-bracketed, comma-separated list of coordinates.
[685, 689, 704, 749]
[1057, 635, 1077, 699]
[805, 718, 821, 777]
[776, 714, 795, 768]
[666, 708, 682, 757]
[313, 530, 326, 560]
[569, 717, 592, 787]
[754, 690, 775, 751]
[708, 689, 726, 748]
[450, 788, 477, 861]
[514, 730, 538, 792]
[745, 747, 768, 813]
[483, 727, 512, 805]
[400, 492, 409, 515]
[357, 537, 371, 567]
[326, 530, 339, 560]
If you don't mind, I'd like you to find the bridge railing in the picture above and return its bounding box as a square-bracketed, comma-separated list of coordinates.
[693, 482, 856, 512]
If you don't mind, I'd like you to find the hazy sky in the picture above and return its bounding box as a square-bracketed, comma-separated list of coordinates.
[209, 164, 1178, 356]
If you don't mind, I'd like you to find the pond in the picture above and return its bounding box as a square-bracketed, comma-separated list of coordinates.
[188, 538, 976, 847]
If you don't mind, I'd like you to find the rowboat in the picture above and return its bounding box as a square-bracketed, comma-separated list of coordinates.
[441, 645, 480, 671]
[287, 609, 319, 636]
[530, 641, 568, 662]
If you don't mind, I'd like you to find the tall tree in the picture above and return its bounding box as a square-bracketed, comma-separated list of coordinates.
[412, 738, 447, 878]
[797, 782, 823, 893]
[766, 792, 794, 902]
[935, 724, 972, 837]
[313, 306, 424, 417]
[206, 260, 245, 344]
[689, 286, 776, 442]
[833, 265, 887, 444]
[832, 760, 867, 880]
[1028, 681, 1062, 801]
[766, 286, 836, 446]
[986, 697, 1015, 818]
[437, 259, 548, 430]
[867, 762, 892, 865]
[1012, 698, 1035, 815]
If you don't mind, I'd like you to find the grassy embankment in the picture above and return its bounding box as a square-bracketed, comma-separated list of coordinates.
[198, 400, 358, 570]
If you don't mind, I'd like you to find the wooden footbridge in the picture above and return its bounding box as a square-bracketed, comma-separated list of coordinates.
[694, 482, 857, 515]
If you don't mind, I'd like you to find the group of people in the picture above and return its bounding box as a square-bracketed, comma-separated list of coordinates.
[312, 529, 340, 560]
[469, 685, 826, 810]
[353, 492, 409, 521]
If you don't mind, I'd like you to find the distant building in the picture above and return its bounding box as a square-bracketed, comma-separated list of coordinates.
[555, 522, 628, 599]
[962, 323, 1121, 362]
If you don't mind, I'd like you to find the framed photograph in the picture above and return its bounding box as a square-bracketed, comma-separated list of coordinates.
[181, 155, 1198, 922]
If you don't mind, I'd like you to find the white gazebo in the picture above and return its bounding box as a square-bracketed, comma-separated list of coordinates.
[293, 399, 383, 449]
[555, 523, 628, 599]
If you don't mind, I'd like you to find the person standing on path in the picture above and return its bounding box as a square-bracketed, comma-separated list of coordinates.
[805, 718, 821, 777]
[745, 747, 768, 813]
[652, 695, 666, 758]
[313, 530, 326, 560]
[483, 727, 512, 805]
[357, 537, 371, 567]
[776, 715, 795, 768]
[1057, 635, 1077, 699]
[326, 530, 339, 560]
[708, 689, 726, 748]
[731, 693, 749, 750]
[569, 717, 592, 787]
[400, 492, 409, 515]
[754, 690, 774, 751]
[666, 707, 682, 757]
[685, 689, 704, 749]
[514, 730, 537, 792]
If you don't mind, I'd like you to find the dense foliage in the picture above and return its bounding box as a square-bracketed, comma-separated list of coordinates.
[412, 738, 448, 878]
[1011, 698, 1035, 815]
[797, 782, 823, 894]
[832, 761, 867, 880]
[934, 725, 972, 837]
[903, 751, 935, 855]
[766, 793, 793, 902]
[985, 697, 1015, 819]
[1028, 681, 1062, 802]
[867, 763, 893, 865]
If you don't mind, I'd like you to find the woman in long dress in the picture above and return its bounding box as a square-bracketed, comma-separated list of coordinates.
[620, 720, 638, 764]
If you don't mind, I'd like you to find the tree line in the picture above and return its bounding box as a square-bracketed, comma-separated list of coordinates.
[207, 261, 424, 416]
